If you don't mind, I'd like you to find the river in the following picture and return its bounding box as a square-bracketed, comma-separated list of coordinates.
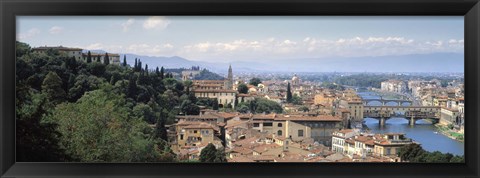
[358, 91, 464, 156]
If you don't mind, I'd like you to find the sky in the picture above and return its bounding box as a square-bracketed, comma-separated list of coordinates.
[17, 16, 464, 63]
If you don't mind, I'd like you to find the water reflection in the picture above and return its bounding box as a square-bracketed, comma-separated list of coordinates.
[359, 91, 464, 156]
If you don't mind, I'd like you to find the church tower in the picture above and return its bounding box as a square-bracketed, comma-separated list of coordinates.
[224, 65, 233, 90]
[228, 64, 233, 84]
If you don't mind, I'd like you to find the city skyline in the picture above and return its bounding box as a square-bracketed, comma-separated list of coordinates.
[17, 16, 464, 63]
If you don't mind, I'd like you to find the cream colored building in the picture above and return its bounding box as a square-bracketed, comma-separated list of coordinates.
[82, 52, 120, 64]
[250, 114, 343, 146]
[314, 93, 335, 106]
[193, 89, 237, 108]
[372, 133, 413, 157]
[381, 80, 407, 93]
[331, 129, 357, 154]
[32, 46, 83, 60]
[175, 121, 218, 148]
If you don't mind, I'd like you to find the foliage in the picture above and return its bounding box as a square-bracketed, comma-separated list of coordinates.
[42, 71, 66, 104]
[320, 82, 345, 91]
[237, 83, 249, 94]
[46, 88, 166, 162]
[298, 106, 309, 112]
[199, 143, 226, 163]
[15, 41, 199, 162]
[236, 98, 282, 114]
[249, 77, 262, 86]
[398, 143, 464, 163]
[291, 94, 303, 105]
[193, 69, 225, 80]
[286, 82, 293, 103]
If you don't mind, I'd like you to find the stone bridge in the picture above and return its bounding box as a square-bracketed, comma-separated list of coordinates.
[362, 98, 413, 106]
[363, 106, 441, 126]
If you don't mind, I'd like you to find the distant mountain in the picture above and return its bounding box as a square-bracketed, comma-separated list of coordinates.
[82, 49, 108, 54]
[99, 52, 463, 74]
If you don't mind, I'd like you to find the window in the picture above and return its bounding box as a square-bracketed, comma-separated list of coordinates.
[264, 122, 273, 127]
[278, 123, 283, 127]
[298, 130, 304, 137]
[194, 130, 197, 133]
[253, 123, 260, 127]
[277, 130, 282, 136]
[180, 135, 184, 140]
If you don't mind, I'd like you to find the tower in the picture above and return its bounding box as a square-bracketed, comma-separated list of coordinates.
[226, 65, 233, 90]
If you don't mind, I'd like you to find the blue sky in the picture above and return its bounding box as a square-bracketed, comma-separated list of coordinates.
[17, 16, 464, 62]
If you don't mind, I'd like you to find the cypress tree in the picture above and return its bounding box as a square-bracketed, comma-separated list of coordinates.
[134, 58, 138, 71]
[155, 67, 160, 76]
[138, 60, 142, 72]
[86, 51, 92, 63]
[155, 113, 168, 141]
[96, 55, 101, 63]
[123, 55, 127, 67]
[199, 143, 218, 162]
[145, 64, 149, 76]
[127, 74, 137, 99]
[104, 53, 110, 65]
[160, 67, 165, 79]
[287, 82, 293, 103]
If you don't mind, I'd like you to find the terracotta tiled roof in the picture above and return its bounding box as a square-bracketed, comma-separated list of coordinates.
[274, 115, 342, 122]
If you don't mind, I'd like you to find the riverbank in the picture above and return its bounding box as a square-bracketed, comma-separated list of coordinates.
[435, 123, 464, 142]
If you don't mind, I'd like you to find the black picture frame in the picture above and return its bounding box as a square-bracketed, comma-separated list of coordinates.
[1, 0, 479, 177]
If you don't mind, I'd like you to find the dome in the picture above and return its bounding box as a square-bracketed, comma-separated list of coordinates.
[292, 74, 299, 82]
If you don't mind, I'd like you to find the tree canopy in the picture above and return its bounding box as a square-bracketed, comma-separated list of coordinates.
[15, 41, 198, 162]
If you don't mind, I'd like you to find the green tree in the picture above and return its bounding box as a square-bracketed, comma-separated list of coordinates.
[236, 103, 249, 113]
[237, 83, 248, 94]
[199, 143, 226, 162]
[180, 100, 200, 115]
[214, 148, 227, 162]
[160, 67, 165, 80]
[298, 106, 309, 112]
[292, 94, 302, 105]
[134, 58, 138, 71]
[127, 75, 138, 99]
[450, 155, 465, 163]
[48, 88, 162, 162]
[398, 143, 426, 162]
[16, 41, 31, 57]
[255, 98, 283, 114]
[123, 55, 127, 67]
[86, 51, 92, 63]
[133, 104, 156, 124]
[104, 53, 110, 65]
[249, 77, 262, 86]
[42, 71, 66, 104]
[16, 91, 68, 161]
[212, 99, 219, 110]
[155, 112, 168, 141]
[286, 82, 293, 103]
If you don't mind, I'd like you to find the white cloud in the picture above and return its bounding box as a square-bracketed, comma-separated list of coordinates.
[49, 26, 64, 34]
[177, 36, 464, 61]
[143, 16, 170, 30]
[17, 28, 40, 40]
[73, 36, 464, 62]
[121, 18, 135, 32]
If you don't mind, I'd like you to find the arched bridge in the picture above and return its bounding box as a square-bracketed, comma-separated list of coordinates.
[362, 98, 413, 106]
[363, 106, 440, 126]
